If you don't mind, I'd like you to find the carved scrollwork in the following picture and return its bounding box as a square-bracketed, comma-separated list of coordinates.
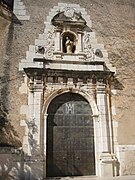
[64, 7, 75, 18]
[44, 30, 55, 59]
[35, 45, 45, 54]
[84, 32, 91, 46]
[35, 30, 55, 59]
[83, 32, 95, 61]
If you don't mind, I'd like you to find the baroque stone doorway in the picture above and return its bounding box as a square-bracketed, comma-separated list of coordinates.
[46, 92, 95, 177]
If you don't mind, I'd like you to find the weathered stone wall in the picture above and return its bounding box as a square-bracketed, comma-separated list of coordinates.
[0, 0, 135, 169]
[0, 4, 22, 147]
[12, 0, 135, 144]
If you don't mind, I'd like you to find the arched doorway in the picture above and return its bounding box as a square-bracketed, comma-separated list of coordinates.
[46, 92, 95, 177]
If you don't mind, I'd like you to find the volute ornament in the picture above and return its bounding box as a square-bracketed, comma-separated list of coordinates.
[64, 7, 75, 18]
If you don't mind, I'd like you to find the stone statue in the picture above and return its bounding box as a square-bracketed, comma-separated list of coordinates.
[65, 37, 74, 53]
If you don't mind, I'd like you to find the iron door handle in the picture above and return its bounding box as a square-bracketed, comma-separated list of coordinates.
[63, 157, 66, 160]
[76, 157, 80, 160]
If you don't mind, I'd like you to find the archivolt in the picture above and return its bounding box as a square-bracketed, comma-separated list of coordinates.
[42, 87, 99, 117]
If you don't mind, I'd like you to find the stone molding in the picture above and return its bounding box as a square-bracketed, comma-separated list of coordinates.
[13, 0, 30, 20]
[19, 3, 116, 74]
[42, 87, 99, 117]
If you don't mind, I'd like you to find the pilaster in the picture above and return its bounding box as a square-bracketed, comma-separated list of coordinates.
[54, 27, 61, 52]
[43, 113, 48, 179]
[76, 32, 83, 53]
[27, 78, 44, 155]
[96, 80, 115, 177]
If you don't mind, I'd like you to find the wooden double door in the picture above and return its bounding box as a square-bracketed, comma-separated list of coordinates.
[46, 92, 95, 177]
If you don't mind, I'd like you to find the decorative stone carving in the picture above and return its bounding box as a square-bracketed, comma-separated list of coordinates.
[35, 30, 55, 59]
[44, 30, 55, 59]
[84, 32, 95, 61]
[65, 37, 74, 53]
[51, 9, 86, 28]
[26, 118, 39, 154]
[84, 32, 91, 46]
[64, 7, 75, 18]
[94, 48, 103, 58]
[35, 46, 45, 54]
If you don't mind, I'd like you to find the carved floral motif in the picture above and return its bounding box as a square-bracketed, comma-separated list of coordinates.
[64, 7, 75, 18]
[44, 30, 55, 59]
[83, 32, 95, 61]
[35, 30, 55, 59]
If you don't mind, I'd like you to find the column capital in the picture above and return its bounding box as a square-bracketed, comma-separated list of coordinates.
[97, 83, 106, 94]
[44, 114, 48, 117]
[54, 27, 62, 32]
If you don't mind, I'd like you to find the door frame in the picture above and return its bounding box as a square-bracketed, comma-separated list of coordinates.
[42, 88, 99, 177]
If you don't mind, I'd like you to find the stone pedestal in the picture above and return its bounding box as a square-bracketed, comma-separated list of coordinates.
[100, 153, 115, 177]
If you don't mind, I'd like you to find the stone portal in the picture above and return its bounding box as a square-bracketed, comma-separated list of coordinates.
[19, 2, 117, 179]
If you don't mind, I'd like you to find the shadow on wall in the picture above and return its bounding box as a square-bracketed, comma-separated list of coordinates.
[104, 65, 124, 91]
[0, 104, 21, 147]
[112, 77, 124, 90]
[0, 0, 14, 10]
[0, 150, 35, 180]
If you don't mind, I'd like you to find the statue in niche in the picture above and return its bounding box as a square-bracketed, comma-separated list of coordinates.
[65, 37, 74, 53]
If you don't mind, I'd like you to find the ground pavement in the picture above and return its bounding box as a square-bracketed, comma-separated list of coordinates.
[46, 175, 135, 180]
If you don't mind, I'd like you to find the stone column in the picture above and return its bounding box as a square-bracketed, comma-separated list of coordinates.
[43, 113, 48, 178]
[33, 82, 44, 148]
[27, 79, 44, 155]
[28, 80, 34, 119]
[54, 27, 61, 52]
[25, 79, 44, 179]
[96, 80, 114, 177]
[76, 32, 83, 52]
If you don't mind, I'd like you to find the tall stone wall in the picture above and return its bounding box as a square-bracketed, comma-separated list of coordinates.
[0, 4, 21, 147]
[9, 0, 135, 144]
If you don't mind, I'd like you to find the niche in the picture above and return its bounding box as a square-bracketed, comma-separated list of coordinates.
[62, 32, 76, 53]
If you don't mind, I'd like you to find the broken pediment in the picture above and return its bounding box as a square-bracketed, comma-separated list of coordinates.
[51, 9, 86, 28]
[19, 3, 116, 75]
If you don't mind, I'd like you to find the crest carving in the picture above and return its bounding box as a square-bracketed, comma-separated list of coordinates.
[51, 9, 86, 28]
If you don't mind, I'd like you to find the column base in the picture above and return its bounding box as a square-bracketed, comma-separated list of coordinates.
[99, 152, 118, 177]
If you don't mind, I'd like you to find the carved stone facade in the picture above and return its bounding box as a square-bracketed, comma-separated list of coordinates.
[1, 1, 135, 179]
[18, 3, 119, 178]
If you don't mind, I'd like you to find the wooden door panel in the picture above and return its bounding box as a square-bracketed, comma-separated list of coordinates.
[46, 93, 95, 177]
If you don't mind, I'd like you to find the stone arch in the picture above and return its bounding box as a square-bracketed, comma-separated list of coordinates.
[42, 88, 99, 177]
[42, 88, 98, 117]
